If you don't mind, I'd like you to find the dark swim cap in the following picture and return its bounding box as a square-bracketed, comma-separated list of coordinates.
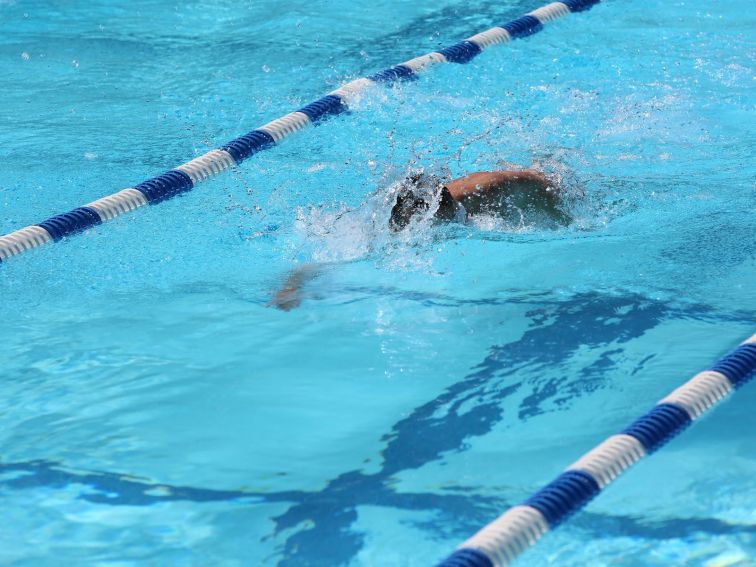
[388, 172, 445, 232]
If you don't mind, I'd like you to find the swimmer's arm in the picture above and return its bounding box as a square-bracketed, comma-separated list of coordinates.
[445, 170, 562, 217]
[445, 170, 555, 201]
[270, 264, 320, 311]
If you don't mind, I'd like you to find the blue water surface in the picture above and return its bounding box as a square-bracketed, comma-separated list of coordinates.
[1, 0, 754, 565]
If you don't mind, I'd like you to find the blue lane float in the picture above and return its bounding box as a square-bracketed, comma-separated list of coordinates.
[436, 335, 756, 567]
[0, 0, 601, 262]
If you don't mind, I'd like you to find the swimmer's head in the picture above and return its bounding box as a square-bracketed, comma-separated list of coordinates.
[388, 172, 457, 232]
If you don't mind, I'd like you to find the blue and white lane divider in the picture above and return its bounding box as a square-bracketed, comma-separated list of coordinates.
[436, 334, 756, 567]
[0, 0, 601, 263]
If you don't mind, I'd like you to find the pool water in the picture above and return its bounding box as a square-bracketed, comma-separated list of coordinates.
[1, 0, 754, 565]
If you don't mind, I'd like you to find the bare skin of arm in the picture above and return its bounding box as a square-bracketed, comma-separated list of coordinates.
[444, 170, 563, 219]
[270, 264, 320, 311]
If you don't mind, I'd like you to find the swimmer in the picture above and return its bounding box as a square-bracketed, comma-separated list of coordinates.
[272, 167, 566, 310]
[389, 169, 565, 231]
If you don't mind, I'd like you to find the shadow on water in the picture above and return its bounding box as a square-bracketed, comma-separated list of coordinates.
[1, 291, 754, 565]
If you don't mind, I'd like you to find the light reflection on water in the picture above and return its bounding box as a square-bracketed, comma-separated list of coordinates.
[0, 0, 754, 565]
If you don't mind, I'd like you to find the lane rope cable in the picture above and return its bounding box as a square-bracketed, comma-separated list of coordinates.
[435, 334, 756, 567]
[0, 0, 601, 263]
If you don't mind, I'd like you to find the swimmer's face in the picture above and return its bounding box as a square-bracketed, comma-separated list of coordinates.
[389, 172, 453, 232]
[389, 185, 458, 232]
[389, 188, 430, 232]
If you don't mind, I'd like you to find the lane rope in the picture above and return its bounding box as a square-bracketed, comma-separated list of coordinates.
[435, 334, 756, 567]
[0, 0, 601, 263]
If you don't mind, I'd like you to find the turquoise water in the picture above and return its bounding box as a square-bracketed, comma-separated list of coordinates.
[1, 0, 755, 565]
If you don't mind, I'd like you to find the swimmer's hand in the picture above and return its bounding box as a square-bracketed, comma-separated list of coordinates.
[271, 285, 302, 311]
[269, 265, 319, 311]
